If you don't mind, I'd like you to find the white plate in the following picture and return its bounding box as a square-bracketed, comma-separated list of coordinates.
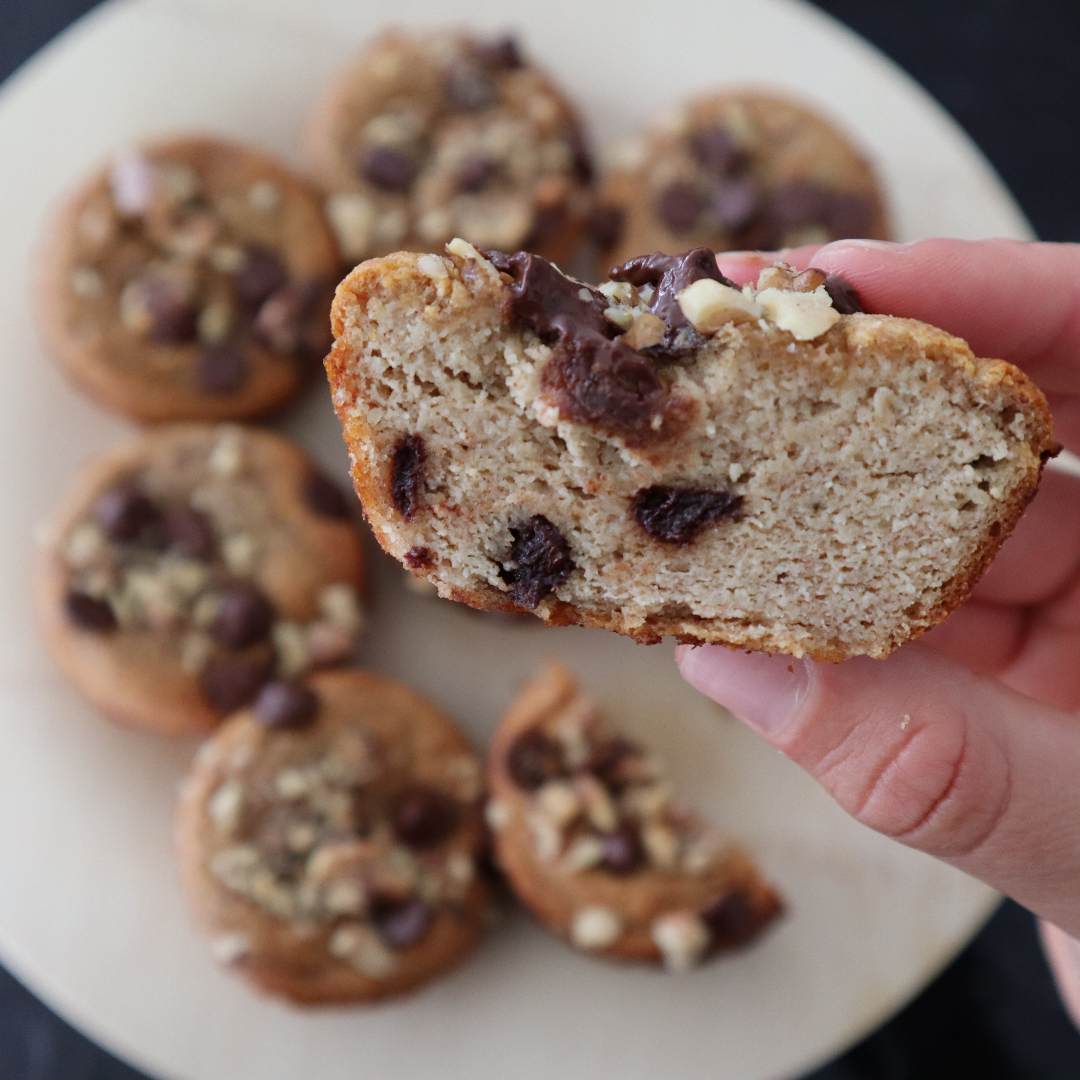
[0, 1, 1025, 1078]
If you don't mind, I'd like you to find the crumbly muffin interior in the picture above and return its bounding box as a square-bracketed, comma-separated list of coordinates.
[328, 246, 1053, 659]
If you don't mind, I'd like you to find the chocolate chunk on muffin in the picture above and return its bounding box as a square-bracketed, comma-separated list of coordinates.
[38, 136, 340, 421]
[35, 424, 365, 735]
[487, 662, 781, 969]
[591, 91, 889, 270]
[176, 668, 489, 1004]
[306, 30, 594, 268]
[324, 241, 1056, 660]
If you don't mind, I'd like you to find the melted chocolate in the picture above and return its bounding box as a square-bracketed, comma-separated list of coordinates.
[609, 248, 737, 358]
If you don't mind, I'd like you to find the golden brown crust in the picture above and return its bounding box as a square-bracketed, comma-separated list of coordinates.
[487, 663, 781, 963]
[598, 90, 890, 270]
[37, 135, 340, 422]
[34, 424, 365, 736]
[175, 668, 489, 1004]
[306, 30, 590, 267]
[326, 251, 1056, 661]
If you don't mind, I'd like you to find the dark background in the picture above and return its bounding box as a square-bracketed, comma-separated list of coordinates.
[2, 1, 1080, 1077]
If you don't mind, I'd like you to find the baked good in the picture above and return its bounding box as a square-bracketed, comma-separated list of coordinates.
[35, 424, 365, 735]
[176, 668, 489, 1004]
[487, 662, 781, 969]
[325, 242, 1056, 660]
[38, 136, 340, 421]
[589, 91, 889, 270]
[306, 30, 593, 268]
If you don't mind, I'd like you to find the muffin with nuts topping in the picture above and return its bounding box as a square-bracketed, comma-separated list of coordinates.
[487, 662, 781, 970]
[324, 241, 1055, 660]
[176, 668, 489, 1004]
[590, 90, 889, 270]
[306, 30, 593, 268]
[37, 136, 341, 421]
[34, 424, 365, 735]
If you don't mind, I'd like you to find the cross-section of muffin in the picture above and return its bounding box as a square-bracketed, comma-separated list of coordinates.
[325, 241, 1055, 660]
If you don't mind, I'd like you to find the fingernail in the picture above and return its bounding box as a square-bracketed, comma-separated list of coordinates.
[820, 238, 911, 255]
[677, 645, 812, 737]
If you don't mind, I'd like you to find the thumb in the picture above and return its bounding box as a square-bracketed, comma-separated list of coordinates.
[677, 642, 1080, 937]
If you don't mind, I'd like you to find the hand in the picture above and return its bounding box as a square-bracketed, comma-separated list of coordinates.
[677, 238, 1080, 937]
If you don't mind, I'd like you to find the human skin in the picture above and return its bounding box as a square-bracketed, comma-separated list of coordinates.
[676, 238, 1080, 940]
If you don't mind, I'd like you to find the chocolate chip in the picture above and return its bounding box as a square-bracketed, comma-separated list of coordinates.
[196, 345, 249, 395]
[360, 145, 417, 194]
[599, 823, 645, 875]
[691, 125, 744, 177]
[65, 590, 116, 631]
[826, 192, 874, 239]
[713, 177, 760, 232]
[768, 181, 829, 230]
[457, 156, 499, 193]
[303, 472, 352, 520]
[540, 334, 667, 429]
[235, 248, 289, 311]
[371, 895, 431, 949]
[443, 57, 497, 112]
[499, 515, 575, 608]
[656, 182, 708, 232]
[253, 680, 319, 729]
[585, 205, 625, 250]
[524, 205, 567, 251]
[822, 273, 864, 315]
[390, 434, 425, 520]
[505, 728, 566, 790]
[403, 546, 433, 569]
[165, 507, 215, 560]
[93, 485, 160, 542]
[568, 128, 595, 184]
[631, 485, 742, 545]
[610, 248, 735, 356]
[143, 281, 198, 344]
[392, 786, 461, 849]
[253, 281, 316, 353]
[199, 657, 273, 713]
[586, 736, 641, 788]
[701, 891, 757, 948]
[210, 584, 275, 648]
[476, 35, 523, 70]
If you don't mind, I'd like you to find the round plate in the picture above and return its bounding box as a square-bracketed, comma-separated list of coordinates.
[0, 1, 1022, 1078]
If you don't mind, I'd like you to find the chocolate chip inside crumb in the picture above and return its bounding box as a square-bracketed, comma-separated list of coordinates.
[822, 273, 864, 315]
[404, 546, 433, 569]
[253, 680, 319, 729]
[94, 485, 160, 542]
[303, 472, 352, 519]
[499, 515, 575, 608]
[197, 345, 249, 395]
[392, 786, 461, 849]
[505, 728, 566, 790]
[390, 435, 426, 520]
[210, 583, 275, 648]
[165, 507, 216, 560]
[599, 823, 646, 875]
[371, 895, 431, 949]
[631, 486, 743, 545]
[199, 657, 274, 713]
[65, 590, 117, 631]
